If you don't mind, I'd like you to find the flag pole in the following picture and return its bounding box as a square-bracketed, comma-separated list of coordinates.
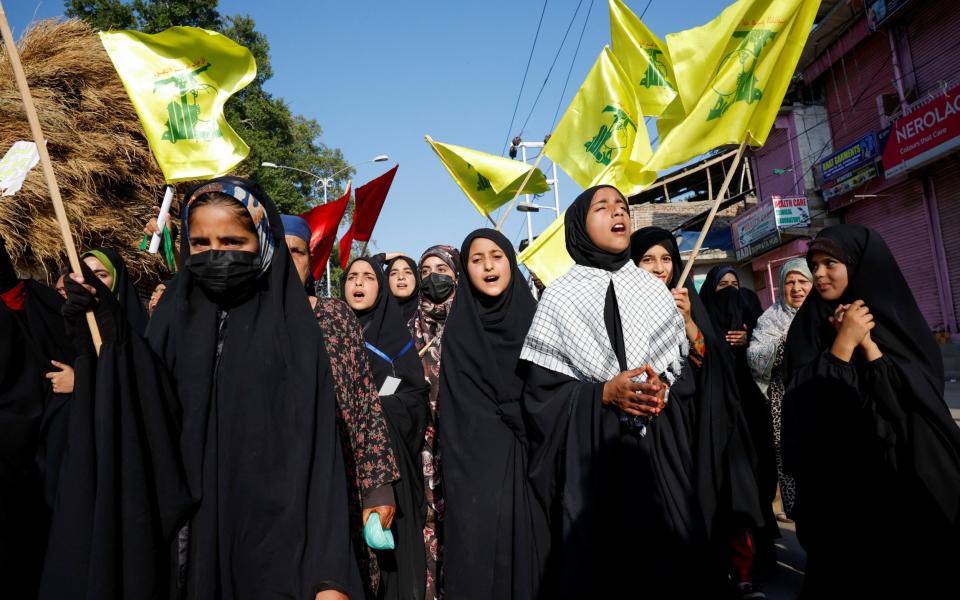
[675, 139, 748, 289]
[0, 2, 102, 353]
[149, 185, 175, 253]
[496, 151, 546, 231]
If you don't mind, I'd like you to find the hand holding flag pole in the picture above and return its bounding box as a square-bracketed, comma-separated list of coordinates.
[149, 185, 175, 253]
[0, 0, 102, 353]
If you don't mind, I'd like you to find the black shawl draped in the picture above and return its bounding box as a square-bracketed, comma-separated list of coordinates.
[38, 262, 192, 600]
[782, 224, 960, 596]
[343, 256, 429, 600]
[438, 229, 546, 600]
[146, 176, 361, 599]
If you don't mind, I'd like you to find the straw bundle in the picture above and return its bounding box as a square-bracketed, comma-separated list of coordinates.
[0, 18, 170, 285]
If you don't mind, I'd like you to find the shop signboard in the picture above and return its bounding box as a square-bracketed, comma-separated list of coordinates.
[771, 195, 810, 229]
[823, 162, 880, 201]
[882, 85, 960, 178]
[818, 132, 879, 182]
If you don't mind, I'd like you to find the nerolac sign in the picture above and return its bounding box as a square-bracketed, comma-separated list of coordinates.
[883, 85, 960, 178]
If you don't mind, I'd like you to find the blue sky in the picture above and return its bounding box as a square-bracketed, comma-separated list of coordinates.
[8, 0, 725, 261]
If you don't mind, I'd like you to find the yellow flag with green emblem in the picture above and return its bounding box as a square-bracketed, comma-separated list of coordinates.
[609, 0, 677, 117]
[518, 212, 573, 286]
[425, 136, 550, 218]
[99, 27, 256, 183]
[545, 46, 654, 196]
[643, 0, 820, 173]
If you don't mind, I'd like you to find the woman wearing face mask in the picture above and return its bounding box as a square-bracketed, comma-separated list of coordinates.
[68, 177, 361, 600]
[746, 258, 812, 522]
[438, 229, 548, 600]
[701, 264, 780, 576]
[408, 244, 458, 600]
[521, 186, 699, 598]
[386, 255, 421, 325]
[341, 256, 431, 600]
[782, 225, 960, 598]
[631, 227, 766, 597]
[282, 216, 402, 599]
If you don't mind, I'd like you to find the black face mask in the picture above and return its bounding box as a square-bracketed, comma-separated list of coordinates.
[421, 272, 454, 303]
[187, 250, 261, 301]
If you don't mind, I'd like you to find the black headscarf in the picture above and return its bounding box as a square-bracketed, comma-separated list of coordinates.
[146, 176, 361, 599]
[386, 255, 420, 325]
[787, 224, 944, 395]
[565, 185, 631, 272]
[438, 228, 544, 599]
[81, 248, 148, 336]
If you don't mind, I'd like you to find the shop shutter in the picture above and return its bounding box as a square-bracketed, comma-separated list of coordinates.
[933, 163, 960, 332]
[843, 179, 943, 329]
[905, 1, 960, 97]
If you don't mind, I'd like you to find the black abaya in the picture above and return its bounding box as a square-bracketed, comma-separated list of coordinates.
[782, 224, 960, 596]
[147, 177, 362, 599]
[437, 229, 547, 600]
[521, 190, 719, 598]
[343, 256, 430, 600]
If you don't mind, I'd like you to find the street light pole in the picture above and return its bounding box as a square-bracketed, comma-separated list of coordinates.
[262, 154, 389, 297]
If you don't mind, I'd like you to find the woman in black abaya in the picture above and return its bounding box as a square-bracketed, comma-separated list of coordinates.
[782, 225, 960, 597]
[385, 255, 421, 325]
[81, 247, 149, 336]
[342, 256, 430, 600]
[0, 237, 74, 597]
[521, 186, 710, 598]
[631, 228, 765, 587]
[438, 229, 548, 600]
[144, 177, 361, 599]
[700, 265, 779, 573]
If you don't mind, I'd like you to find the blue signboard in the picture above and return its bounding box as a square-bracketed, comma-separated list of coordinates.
[819, 132, 879, 182]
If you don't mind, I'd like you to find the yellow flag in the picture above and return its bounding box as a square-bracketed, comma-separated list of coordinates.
[609, 0, 677, 117]
[644, 0, 820, 173]
[517, 212, 573, 287]
[424, 136, 550, 218]
[545, 47, 654, 196]
[99, 27, 256, 183]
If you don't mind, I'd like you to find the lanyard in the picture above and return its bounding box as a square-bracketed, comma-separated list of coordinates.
[365, 339, 415, 368]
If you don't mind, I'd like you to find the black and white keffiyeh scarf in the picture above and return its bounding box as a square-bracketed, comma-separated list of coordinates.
[520, 262, 688, 387]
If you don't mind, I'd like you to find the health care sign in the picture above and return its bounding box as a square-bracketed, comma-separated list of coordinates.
[731, 195, 810, 260]
[883, 86, 960, 178]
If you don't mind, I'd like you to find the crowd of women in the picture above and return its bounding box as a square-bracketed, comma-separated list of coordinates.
[2, 177, 959, 600]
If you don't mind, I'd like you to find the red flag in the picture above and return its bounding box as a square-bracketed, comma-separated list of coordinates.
[300, 183, 350, 280]
[339, 165, 398, 268]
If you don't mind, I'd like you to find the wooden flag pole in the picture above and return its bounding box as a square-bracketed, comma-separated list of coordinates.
[495, 151, 546, 231]
[675, 140, 748, 290]
[0, 2, 102, 352]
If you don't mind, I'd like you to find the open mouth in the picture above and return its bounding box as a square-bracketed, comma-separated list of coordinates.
[395, 282, 407, 289]
[611, 222, 627, 234]
[483, 275, 500, 284]
[352, 290, 366, 300]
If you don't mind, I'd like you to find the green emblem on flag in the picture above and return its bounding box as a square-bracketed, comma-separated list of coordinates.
[154, 62, 223, 143]
[639, 48, 672, 89]
[584, 105, 638, 166]
[708, 29, 776, 120]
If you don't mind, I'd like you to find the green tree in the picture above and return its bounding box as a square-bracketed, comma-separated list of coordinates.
[66, 0, 353, 216]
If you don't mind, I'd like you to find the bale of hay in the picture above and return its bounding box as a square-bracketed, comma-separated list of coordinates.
[0, 18, 174, 286]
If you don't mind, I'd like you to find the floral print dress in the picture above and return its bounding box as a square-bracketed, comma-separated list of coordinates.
[314, 297, 400, 596]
